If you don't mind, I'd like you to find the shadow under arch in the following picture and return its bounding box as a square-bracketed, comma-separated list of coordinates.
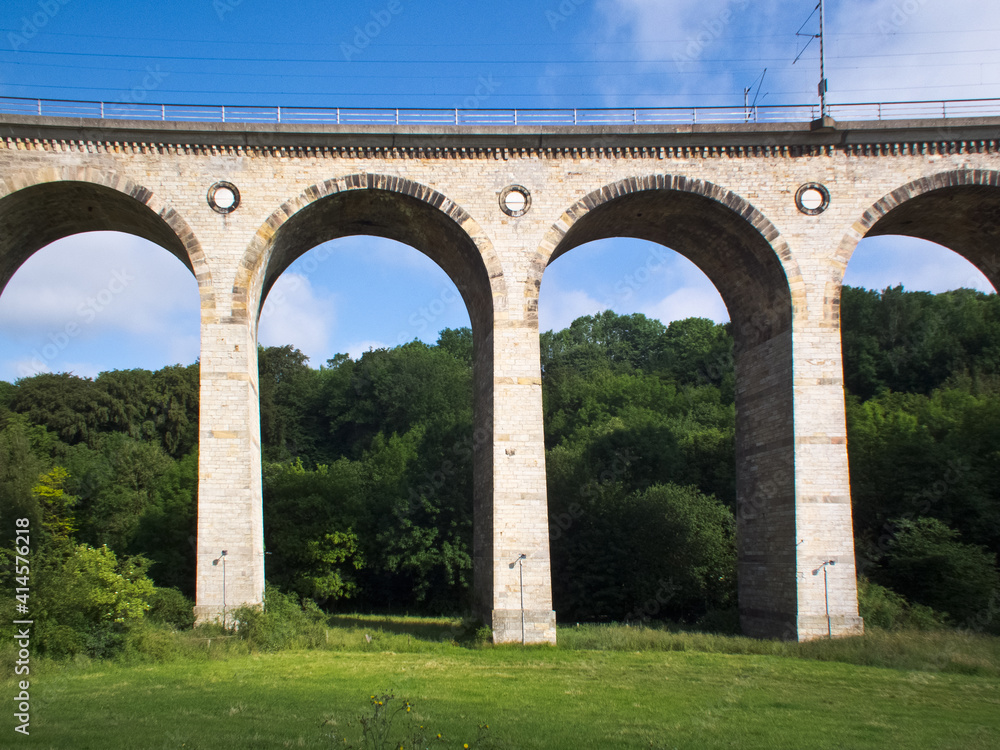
[240, 172, 505, 619]
[0, 173, 209, 299]
[535, 175, 800, 349]
[837, 169, 1000, 293]
[536, 174, 803, 639]
[240, 173, 504, 336]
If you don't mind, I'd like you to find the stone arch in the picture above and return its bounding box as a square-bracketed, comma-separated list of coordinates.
[235, 173, 506, 627]
[535, 174, 804, 639]
[0, 169, 211, 307]
[836, 169, 1000, 293]
[535, 174, 800, 351]
[238, 173, 504, 340]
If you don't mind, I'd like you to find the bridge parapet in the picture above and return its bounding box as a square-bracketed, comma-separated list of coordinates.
[3, 94, 1000, 127]
[3, 111, 999, 162]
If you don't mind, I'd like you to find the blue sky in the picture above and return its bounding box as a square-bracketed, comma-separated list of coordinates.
[0, 0, 997, 380]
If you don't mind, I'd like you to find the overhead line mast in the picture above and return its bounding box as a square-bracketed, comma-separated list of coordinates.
[819, 0, 828, 116]
[794, 0, 830, 119]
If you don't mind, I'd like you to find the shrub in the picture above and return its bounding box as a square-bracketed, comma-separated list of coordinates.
[452, 617, 493, 646]
[880, 518, 999, 623]
[121, 622, 182, 663]
[32, 542, 156, 658]
[147, 587, 196, 629]
[857, 576, 946, 631]
[554, 483, 736, 622]
[230, 585, 328, 651]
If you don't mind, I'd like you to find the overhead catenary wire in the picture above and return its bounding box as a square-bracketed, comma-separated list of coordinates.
[2, 25, 997, 46]
[1, 44, 997, 65]
[2, 12, 996, 105]
[4, 57, 991, 80]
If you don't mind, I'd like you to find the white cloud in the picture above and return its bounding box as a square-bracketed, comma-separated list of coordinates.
[258, 273, 337, 364]
[588, 0, 1000, 105]
[0, 232, 201, 380]
[318, 235, 445, 275]
[0, 232, 197, 339]
[846, 236, 995, 293]
[345, 340, 391, 359]
[642, 283, 730, 325]
[824, 0, 1000, 102]
[57, 361, 102, 379]
[589, 0, 793, 104]
[538, 286, 607, 332]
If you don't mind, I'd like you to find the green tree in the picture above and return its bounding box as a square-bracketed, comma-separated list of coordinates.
[436, 327, 473, 366]
[300, 530, 365, 601]
[660, 317, 733, 388]
[32, 466, 78, 541]
[32, 543, 156, 658]
[149, 363, 200, 456]
[848, 388, 1000, 562]
[841, 285, 1000, 399]
[263, 457, 366, 606]
[129, 449, 198, 596]
[11, 372, 111, 445]
[361, 426, 474, 613]
[0, 415, 50, 537]
[542, 310, 669, 376]
[551, 483, 736, 622]
[880, 517, 999, 624]
[329, 342, 472, 455]
[259, 345, 324, 463]
[75, 433, 174, 553]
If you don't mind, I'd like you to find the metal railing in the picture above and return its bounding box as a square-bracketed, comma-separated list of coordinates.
[1, 95, 999, 127]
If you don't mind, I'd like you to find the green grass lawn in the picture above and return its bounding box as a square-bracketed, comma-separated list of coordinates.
[7, 621, 1000, 749]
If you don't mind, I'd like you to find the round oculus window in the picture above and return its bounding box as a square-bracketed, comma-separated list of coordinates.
[499, 185, 531, 217]
[795, 183, 830, 215]
[208, 181, 240, 214]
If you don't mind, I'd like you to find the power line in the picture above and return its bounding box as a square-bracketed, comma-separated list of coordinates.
[0, 82, 819, 99]
[3, 26, 997, 47]
[5, 56, 990, 80]
[2, 47, 996, 65]
[1, 26, 996, 47]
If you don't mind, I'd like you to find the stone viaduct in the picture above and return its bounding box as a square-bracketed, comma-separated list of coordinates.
[1, 110, 998, 643]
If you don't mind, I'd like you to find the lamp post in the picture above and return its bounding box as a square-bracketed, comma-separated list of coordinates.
[813, 559, 836, 639]
[212, 550, 228, 629]
[509, 554, 527, 644]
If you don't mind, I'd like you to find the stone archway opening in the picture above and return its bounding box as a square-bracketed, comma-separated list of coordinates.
[838, 173, 1000, 398]
[251, 184, 497, 341]
[538, 177, 805, 639]
[217, 177, 505, 630]
[839, 174, 1000, 626]
[538, 236, 735, 625]
[845, 235, 994, 298]
[838, 172, 1000, 296]
[258, 235, 473, 366]
[859, 182, 1000, 291]
[0, 180, 198, 296]
[0, 180, 203, 600]
[255, 233, 477, 616]
[539, 236, 728, 334]
[0, 230, 200, 380]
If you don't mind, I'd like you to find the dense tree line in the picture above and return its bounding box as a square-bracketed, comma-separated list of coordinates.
[841, 287, 1000, 627]
[2, 285, 998, 654]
